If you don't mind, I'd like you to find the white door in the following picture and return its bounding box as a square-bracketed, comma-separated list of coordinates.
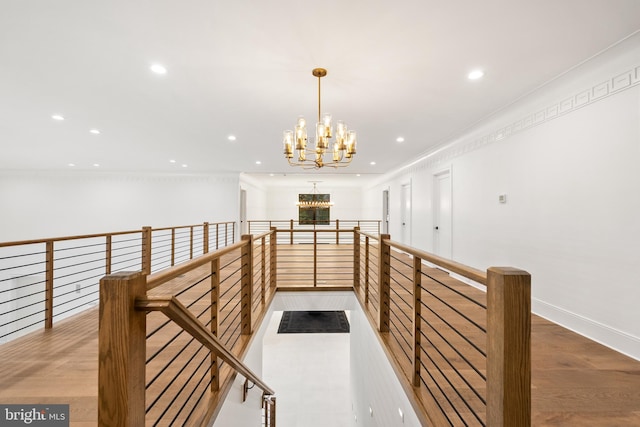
[433, 170, 452, 258]
[240, 189, 247, 235]
[382, 189, 389, 234]
[401, 183, 411, 245]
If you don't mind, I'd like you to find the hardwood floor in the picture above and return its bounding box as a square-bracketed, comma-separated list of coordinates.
[530, 317, 640, 426]
[0, 308, 99, 427]
[0, 244, 639, 426]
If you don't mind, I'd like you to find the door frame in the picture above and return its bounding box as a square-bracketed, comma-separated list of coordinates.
[382, 188, 390, 234]
[401, 181, 412, 246]
[239, 188, 247, 235]
[433, 167, 452, 258]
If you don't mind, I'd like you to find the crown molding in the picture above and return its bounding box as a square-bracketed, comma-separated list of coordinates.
[370, 63, 640, 188]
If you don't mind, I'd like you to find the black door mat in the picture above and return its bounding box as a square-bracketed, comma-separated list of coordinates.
[277, 311, 350, 334]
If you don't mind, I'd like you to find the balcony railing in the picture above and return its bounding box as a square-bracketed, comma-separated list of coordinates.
[248, 219, 381, 243]
[0, 221, 235, 343]
[2, 220, 530, 426]
[355, 230, 531, 426]
[99, 230, 276, 426]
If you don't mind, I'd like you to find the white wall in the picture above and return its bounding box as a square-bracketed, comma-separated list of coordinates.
[214, 292, 422, 427]
[364, 34, 640, 359]
[239, 173, 268, 221]
[350, 303, 423, 427]
[0, 171, 240, 241]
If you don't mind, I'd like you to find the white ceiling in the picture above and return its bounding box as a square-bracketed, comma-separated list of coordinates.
[2, 1, 640, 178]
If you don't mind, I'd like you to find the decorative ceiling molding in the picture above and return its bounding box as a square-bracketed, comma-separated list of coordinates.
[374, 64, 640, 185]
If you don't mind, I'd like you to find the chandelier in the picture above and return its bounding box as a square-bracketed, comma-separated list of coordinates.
[283, 68, 357, 169]
[296, 182, 334, 209]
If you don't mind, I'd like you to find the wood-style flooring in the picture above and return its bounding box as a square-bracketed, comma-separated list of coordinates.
[1, 248, 639, 426]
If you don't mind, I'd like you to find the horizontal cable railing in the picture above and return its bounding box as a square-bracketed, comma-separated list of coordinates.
[99, 230, 276, 426]
[248, 219, 380, 243]
[6, 218, 528, 426]
[355, 231, 531, 427]
[0, 221, 235, 344]
[274, 228, 356, 288]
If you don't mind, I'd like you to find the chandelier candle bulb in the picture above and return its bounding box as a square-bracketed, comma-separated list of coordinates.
[295, 118, 307, 150]
[347, 131, 357, 156]
[283, 68, 358, 169]
[283, 130, 294, 158]
[336, 121, 347, 150]
[315, 123, 323, 149]
[322, 113, 332, 138]
[333, 142, 340, 162]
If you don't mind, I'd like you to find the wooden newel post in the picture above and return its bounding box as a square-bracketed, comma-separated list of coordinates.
[45, 241, 54, 329]
[313, 231, 318, 287]
[353, 227, 360, 289]
[487, 267, 531, 427]
[378, 234, 391, 332]
[171, 228, 176, 266]
[364, 236, 370, 304]
[189, 226, 194, 259]
[241, 235, 253, 335]
[141, 226, 152, 275]
[260, 236, 266, 303]
[269, 227, 277, 288]
[98, 271, 147, 427]
[290, 219, 294, 245]
[412, 256, 422, 387]
[203, 222, 209, 254]
[210, 258, 220, 391]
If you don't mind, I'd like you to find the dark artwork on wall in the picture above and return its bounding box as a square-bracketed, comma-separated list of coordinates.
[298, 193, 330, 225]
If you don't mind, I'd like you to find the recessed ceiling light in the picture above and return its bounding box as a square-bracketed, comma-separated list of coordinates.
[228, 135, 237, 141]
[269, 173, 274, 177]
[150, 63, 167, 75]
[52, 114, 64, 121]
[396, 137, 405, 143]
[89, 129, 100, 134]
[181, 164, 188, 168]
[468, 69, 484, 80]
[169, 159, 176, 163]
[357, 174, 361, 177]
[68, 163, 75, 167]
[93, 163, 100, 167]
[370, 161, 376, 165]
[255, 161, 262, 165]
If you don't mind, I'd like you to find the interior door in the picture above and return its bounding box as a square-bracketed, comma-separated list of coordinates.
[240, 189, 247, 235]
[401, 183, 411, 245]
[382, 189, 389, 234]
[433, 170, 452, 258]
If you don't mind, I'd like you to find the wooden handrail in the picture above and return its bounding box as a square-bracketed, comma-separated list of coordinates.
[149, 221, 234, 233]
[248, 219, 380, 222]
[251, 230, 272, 241]
[147, 240, 245, 290]
[274, 228, 355, 233]
[382, 237, 487, 285]
[0, 221, 236, 248]
[0, 230, 141, 247]
[146, 230, 274, 290]
[136, 295, 275, 396]
[357, 230, 380, 240]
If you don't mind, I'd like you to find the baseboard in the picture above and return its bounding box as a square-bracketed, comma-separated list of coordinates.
[532, 298, 640, 361]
